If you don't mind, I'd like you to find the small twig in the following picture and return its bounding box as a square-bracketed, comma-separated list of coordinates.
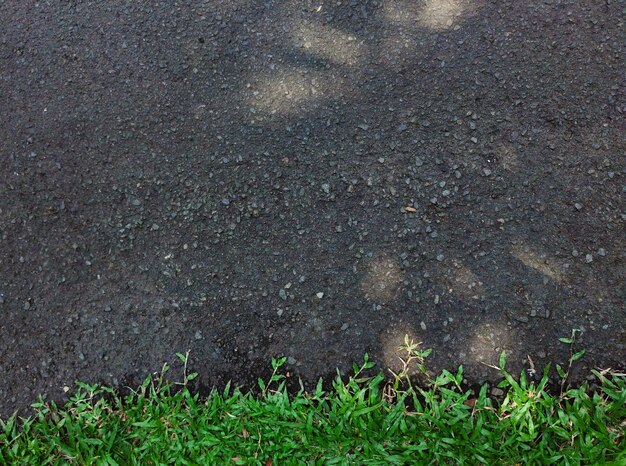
[479, 361, 501, 372]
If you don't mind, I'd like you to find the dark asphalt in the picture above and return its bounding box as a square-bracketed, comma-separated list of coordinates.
[0, 0, 624, 416]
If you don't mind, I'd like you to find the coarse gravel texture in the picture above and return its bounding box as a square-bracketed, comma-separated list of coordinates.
[0, 0, 624, 417]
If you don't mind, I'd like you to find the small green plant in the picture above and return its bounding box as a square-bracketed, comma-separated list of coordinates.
[557, 328, 586, 396]
[387, 335, 432, 391]
[175, 350, 199, 387]
[257, 356, 287, 398]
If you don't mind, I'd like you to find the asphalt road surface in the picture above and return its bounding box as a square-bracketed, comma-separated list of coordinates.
[1, 0, 624, 416]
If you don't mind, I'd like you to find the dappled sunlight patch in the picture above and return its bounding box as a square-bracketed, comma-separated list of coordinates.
[468, 320, 512, 365]
[495, 142, 520, 171]
[380, 0, 476, 66]
[436, 259, 484, 301]
[291, 23, 365, 66]
[361, 254, 404, 304]
[383, 0, 471, 31]
[247, 67, 345, 116]
[419, 0, 468, 30]
[511, 244, 563, 283]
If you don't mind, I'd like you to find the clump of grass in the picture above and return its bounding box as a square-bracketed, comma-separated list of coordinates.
[1, 342, 624, 465]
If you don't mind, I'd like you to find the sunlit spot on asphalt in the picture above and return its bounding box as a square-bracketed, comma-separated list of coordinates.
[361, 254, 404, 304]
[437, 259, 484, 301]
[419, 0, 468, 30]
[247, 68, 344, 116]
[468, 320, 511, 365]
[496, 143, 520, 171]
[511, 244, 563, 283]
[291, 23, 365, 66]
[383, 0, 470, 31]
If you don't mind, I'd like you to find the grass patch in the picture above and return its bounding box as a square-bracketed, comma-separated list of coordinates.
[1, 339, 625, 465]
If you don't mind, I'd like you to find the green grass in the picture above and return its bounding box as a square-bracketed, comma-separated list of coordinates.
[1, 338, 624, 466]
